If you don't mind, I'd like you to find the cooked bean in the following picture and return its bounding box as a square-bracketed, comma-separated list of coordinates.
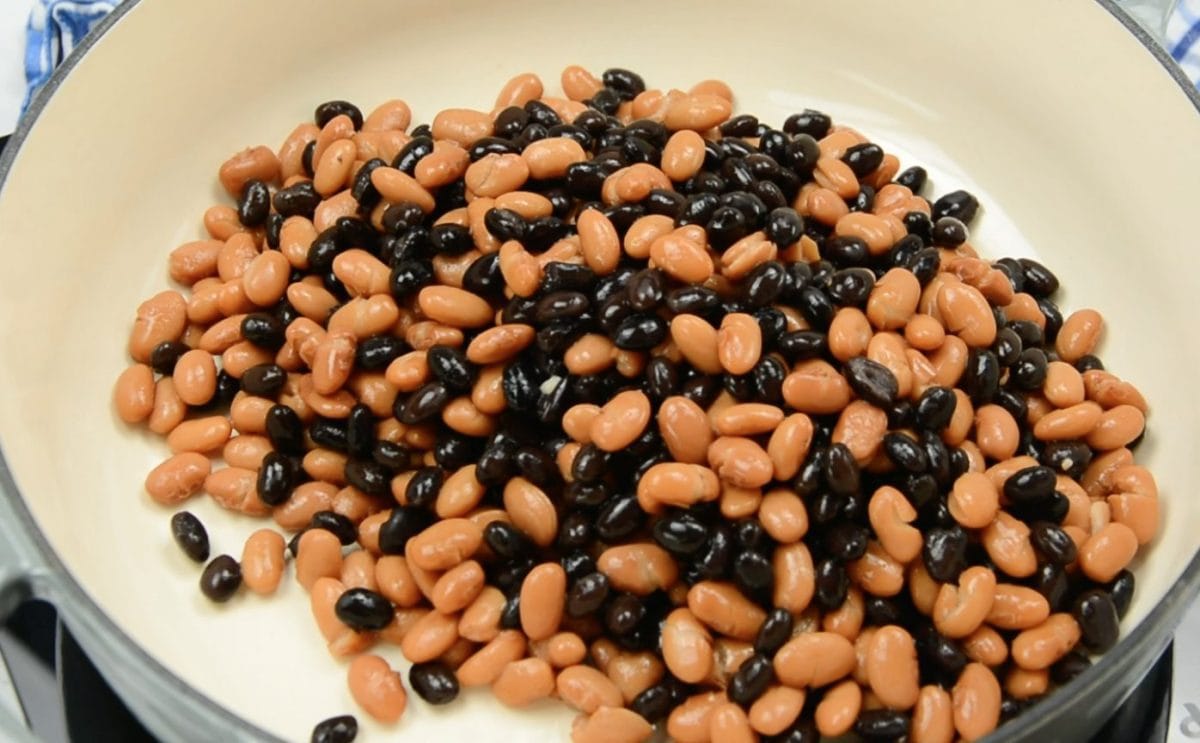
[492, 657, 555, 707]
[145, 452, 211, 505]
[347, 654, 407, 724]
[952, 663, 1000, 741]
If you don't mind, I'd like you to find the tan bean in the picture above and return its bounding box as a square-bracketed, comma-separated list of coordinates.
[869, 485, 922, 563]
[420, 559, 481, 615]
[240, 529, 285, 596]
[688, 582, 766, 641]
[497, 239, 542, 297]
[1033, 400, 1103, 441]
[765, 413, 814, 482]
[707, 436, 774, 489]
[330, 248, 390, 297]
[466, 324, 535, 365]
[942, 388, 974, 446]
[772, 543, 815, 614]
[948, 472, 999, 529]
[532, 631, 588, 669]
[604, 650, 663, 703]
[429, 107, 493, 146]
[1108, 492, 1158, 545]
[708, 702, 755, 743]
[650, 233, 713, 283]
[407, 518, 482, 571]
[952, 663, 1001, 741]
[911, 685, 954, 743]
[434, 463, 486, 518]
[562, 402, 601, 443]
[909, 561, 940, 616]
[866, 625, 919, 710]
[832, 400, 888, 465]
[375, 556, 422, 608]
[456, 630, 525, 686]
[813, 157, 859, 199]
[272, 481, 336, 531]
[218, 145, 279, 197]
[815, 679, 861, 737]
[620, 214, 674, 260]
[716, 313, 762, 375]
[1042, 361, 1085, 408]
[416, 285, 494, 329]
[515, 562, 565, 641]
[905, 313, 946, 351]
[147, 377, 187, 434]
[551, 665, 622, 715]
[667, 691, 727, 743]
[661, 129, 707, 181]
[1079, 521, 1139, 582]
[590, 389, 652, 451]
[492, 657, 555, 707]
[987, 584, 1050, 630]
[982, 512, 1038, 578]
[936, 282, 996, 347]
[848, 539, 906, 597]
[560, 64, 602, 100]
[598, 543, 680, 595]
[312, 138, 355, 196]
[670, 314, 723, 374]
[665, 93, 732, 130]
[1055, 309, 1104, 362]
[661, 608, 714, 683]
[571, 706, 653, 743]
[142, 452, 210, 505]
[310, 332, 355, 395]
[413, 139, 470, 189]
[347, 654, 406, 724]
[836, 211, 894, 254]
[166, 415, 231, 455]
[221, 341, 275, 379]
[962, 625, 1008, 667]
[399, 609, 460, 664]
[927, 334, 968, 389]
[933, 566, 996, 639]
[129, 290, 187, 363]
[969, 405, 1017, 462]
[637, 462, 721, 513]
[521, 136, 586, 180]
[502, 477, 557, 547]
[114, 363, 157, 424]
[465, 153, 529, 199]
[1086, 404, 1144, 451]
[202, 205, 245, 241]
[759, 489, 809, 544]
[747, 686, 805, 736]
[370, 167, 435, 212]
[340, 549, 378, 591]
[220, 435, 271, 471]
[782, 359, 852, 414]
[363, 98, 411, 131]
[295, 528, 343, 591]
[827, 307, 872, 361]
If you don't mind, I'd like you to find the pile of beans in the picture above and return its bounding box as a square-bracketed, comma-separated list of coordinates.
[112, 64, 1159, 743]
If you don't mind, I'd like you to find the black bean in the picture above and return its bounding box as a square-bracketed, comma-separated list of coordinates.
[842, 143, 884, 178]
[960, 349, 1000, 405]
[380, 202, 424, 235]
[855, 709, 910, 740]
[494, 106, 529, 138]
[797, 285, 835, 328]
[556, 513, 593, 551]
[612, 313, 667, 350]
[882, 432, 928, 474]
[824, 522, 869, 562]
[931, 216, 968, 247]
[254, 452, 297, 506]
[763, 207, 804, 249]
[1039, 298, 1063, 342]
[265, 404, 304, 455]
[1033, 563, 1070, 612]
[666, 285, 721, 316]
[315, 100, 362, 129]
[827, 268, 875, 307]
[483, 207, 526, 242]
[1073, 589, 1119, 652]
[1075, 354, 1105, 373]
[844, 356, 898, 408]
[1050, 650, 1092, 685]
[691, 525, 733, 582]
[334, 588, 393, 631]
[398, 382, 450, 424]
[497, 594, 521, 629]
[408, 662, 460, 705]
[424, 346, 474, 392]
[776, 331, 826, 361]
[199, 555, 241, 602]
[170, 511, 209, 563]
[515, 446, 560, 489]
[558, 551, 594, 585]
[240, 363, 286, 397]
[906, 247, 941, 285]
[388, 260, 433, 300]
[342, 458, 389, 497]
[916, 386, 957, 431]
[1038, 440, 1092, 480]
[240, 313, 286, 351]
[1003, 465, 1056, 504]
[1011, 348, 1048, 390]
[734, 551, 774, 597]
[355, 336, 405, 373]
[630, 683, 674, 723]
[398, 466, 442, 510]
[824, 443, 860, 497]
[727, 653, 774, 706]
[234, 178, 272, 228]
[823, 235, 869, 268]
[1107, 570, 1135, 618]
[740, 261, 786, 308]
[601, 69, 645, 100]
[895, 166, 927, 193]
[1018, 258, 1059, 297]
[596, 495, 645, 542]
[310, 714, 357, 743]
[783, 109, 831, 139]
[393, 136, 434, 173]
[923, 526, 968, 582]
[1030, 521, 1077, 566]
[931, 189, 979, 224]
[308, 418, 347, 453]
[814, 558, 849, 611]
[300, 512, 354, 548]
[563, 480, 608, 512]
[377, 506, 434, 555]
[566, 572, 610, 618]
[754, 608, 794, 655]
[644, 356, 679, 399]
[149, 340, 189, 375]
[753, 356, 787, 405]
[605, 593, 645, 635]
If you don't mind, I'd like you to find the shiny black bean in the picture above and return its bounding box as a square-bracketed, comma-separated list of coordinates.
[235, 179, 271, 228]
[777, 330, 826, 361]
[1033, 563, 1070, 612]
[558, 515, 594, 552]
[916, 386, 957, 431]
[666, 285, 721, 316]
[1107, 570, 1135, 618]
[796, 285, 835, 329]
[272, 182, 321, 221]
[375, 507, 433, 555]
[393, 136, 434, 173]
[931, 216, 968, 248]
[1010, 348, 1048, 391]
[170, 511, 209, 563]
[315, 100, 362, 129]
[335, 588, 393, 631]
[429, 223, 472, 255]
[882, 432, 927, 474]
[855, 709, 909, 740]
[741, 261, 786, 308]
[753, 609, 794, 656]
[842, 143, 883, 178]
[824, 522, 869, 562]
[630, 683, 674, 723]
[822, 237, 868, 271]
[239, 363, 285, 398]
[906, 247, 941, 285]
[678, 191, 721, 226]
[1030, 521, 1077, 566]
[994, 387, 1028, 423]
[199, 555, 241, 602]
[611, 314, 667, 350]
[923, 526, 968, 582]
[813, 558, 849, 611]
[759, 209, 802, 250]
[310, 714, 357, 743]
[1073, 589, 1119, 652]
[398, 382, 449, 424]
[566, 572, 610, 618]
[1004, 465, 1056, 503]
[570, 443, 608, 483]
[497, 594, 522, 630]
[342, 459, 389, 498]
[240, 313, 285, 351]
[388, 259, 433, 300]
[734, 551, 774, 598]
[931, 189, 979, 224]
[961, 349, 1000, 405]
[1038, 440, 1092, 480]
[644, 356, 679, 399]
[1038, 297, 1063, 342]
[494, 106, 528, 138]
[434, 435, 482, 471]
[349, 158, 384, 209]
[703, 205, 747, 250]
[782, 134, 820, 175]
[823, 443, 860, 497]
[725, 653, 774, 706]
[827, 268, 874, 307]
[147, 340, 188, 376]
[408, 662, 459, 706]
[1075, 354, 1105, 373]
[895, 166, 927, 193]
[1009, 489, 1068, 526]
[605, 593, 645, 635]
[533, 292, 588, 325]
[1018, 258, 1059, 297]
[254, 452, 297, 506]
[753, 356, 786, 405]
[681, 374, 722, 408]
[352, 337, 401, 373]
[396, 467, 440, 509]
[844, 356, 898, 408]
[264, 404, 304, 455]
[424, 346, 474, 392]
[380, 202, 424, 236]
[483, 207, 526, 242]
[514, 446, 558, 489]
[596, 495, 645, 542]
[887, 399, 916, 429]
[601, 68, 644, 100]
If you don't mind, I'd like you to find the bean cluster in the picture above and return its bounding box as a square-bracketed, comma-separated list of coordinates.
[112, 65, 1158, 743]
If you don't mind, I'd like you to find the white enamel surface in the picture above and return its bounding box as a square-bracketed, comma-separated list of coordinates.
[0, 0, 1198, 740]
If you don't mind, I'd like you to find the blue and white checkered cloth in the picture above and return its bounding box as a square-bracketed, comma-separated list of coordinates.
[15, 0, 1200, 116]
